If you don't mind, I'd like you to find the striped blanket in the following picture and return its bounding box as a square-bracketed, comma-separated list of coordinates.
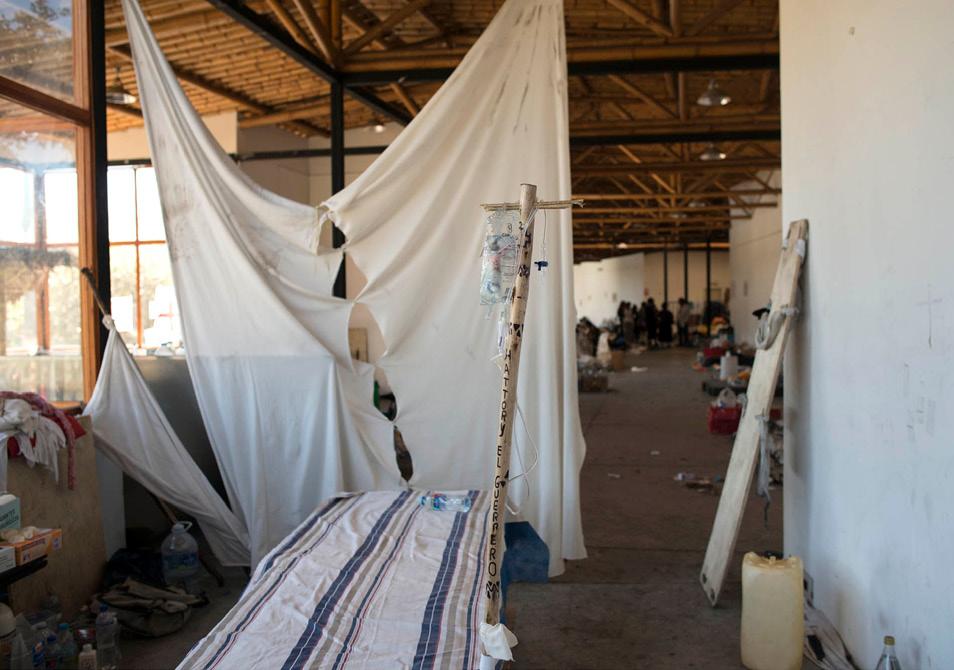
[179, 490, 491, 670]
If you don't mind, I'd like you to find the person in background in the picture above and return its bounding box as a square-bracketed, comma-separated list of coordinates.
[658, 302, 674, 347]
[644, 297, 658, 348]
[676, 297, 692, 347]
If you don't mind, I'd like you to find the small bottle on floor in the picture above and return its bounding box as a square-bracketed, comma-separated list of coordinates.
[875, 635, 902, 670]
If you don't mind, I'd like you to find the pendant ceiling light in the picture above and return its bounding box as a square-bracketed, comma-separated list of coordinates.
[105, 67, 137, 105]
[696, 79, 731, 107]
[699, 143, 727, 161]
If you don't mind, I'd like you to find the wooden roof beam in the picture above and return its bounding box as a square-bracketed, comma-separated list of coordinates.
[344, 0, 433, 56]
[265, 0, 320, 56]
[339, 40, 780, 83]
[607, 74, 676, 119]
[606, 0, 674, 39]
[574, 157, 780, 176]
[389, 83, 419, 116]
[107, 44, 325, 136]
[686, 0, 748, 37]
[290, 0, 338, 64]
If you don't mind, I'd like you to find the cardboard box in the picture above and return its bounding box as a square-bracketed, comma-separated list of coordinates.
[0, 494, 20, 531]
[0, 528, 63, 567]
[0, 545, 15, 573]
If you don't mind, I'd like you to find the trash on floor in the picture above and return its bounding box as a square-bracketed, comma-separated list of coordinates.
[606, 473, 622, 479]
[630, 366, 648, 373]
[804, 601, 860, 670]
[649, 450, 661, 456]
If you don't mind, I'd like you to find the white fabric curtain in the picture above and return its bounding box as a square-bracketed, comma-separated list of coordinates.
[322, 0, 587, 574]
[122, 0, 402, 567]
[121, 0, 585, 574]
[84, 321, 250, 566]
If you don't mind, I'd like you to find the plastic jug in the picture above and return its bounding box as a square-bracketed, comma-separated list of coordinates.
[161, 521, 200, 586]
[720, 353, 739, 380]
[740, 552, 804, 670]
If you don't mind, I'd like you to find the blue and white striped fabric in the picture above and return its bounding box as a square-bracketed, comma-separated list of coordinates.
[179, 490, 491, 670]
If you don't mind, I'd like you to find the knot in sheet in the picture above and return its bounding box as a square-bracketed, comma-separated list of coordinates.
[120, 0, 585, 573]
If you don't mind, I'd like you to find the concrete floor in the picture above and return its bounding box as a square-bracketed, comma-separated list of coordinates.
[506, 347, 783, 669]
[123, 346, 783, 669]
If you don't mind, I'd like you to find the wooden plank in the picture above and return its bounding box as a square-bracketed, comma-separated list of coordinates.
[699, 219, 809, 606]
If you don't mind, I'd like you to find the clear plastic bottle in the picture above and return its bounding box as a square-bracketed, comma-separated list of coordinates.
[161, 521, 200, 588]
[9, 630, 33, 670]
[94, 608, 119, 670]
[875, 635, 903, 670]
[32, 622, 49, 668]
[56, 623, 78, 669]
[42, 592, 62, 627]
[419, 494, 472, 512]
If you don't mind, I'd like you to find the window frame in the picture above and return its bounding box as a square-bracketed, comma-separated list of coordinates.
[0, 0, 108, 400]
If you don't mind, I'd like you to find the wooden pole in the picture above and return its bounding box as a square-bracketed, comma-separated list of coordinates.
[482, 183, 537, 628]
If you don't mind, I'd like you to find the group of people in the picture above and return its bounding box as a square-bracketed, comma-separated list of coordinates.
[617, 297, 695, 349]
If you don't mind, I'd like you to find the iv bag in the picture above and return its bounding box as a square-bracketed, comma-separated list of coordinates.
[480, 210, 519, 305]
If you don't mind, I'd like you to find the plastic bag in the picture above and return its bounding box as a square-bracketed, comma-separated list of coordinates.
[480, 210, 519, 305]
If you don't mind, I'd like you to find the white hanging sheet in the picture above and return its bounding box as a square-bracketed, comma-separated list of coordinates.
[121, 0, 585, 574]
[84, 321, 250, 566]
[321, 0, 587, 574]
[122, 0, 402, 567]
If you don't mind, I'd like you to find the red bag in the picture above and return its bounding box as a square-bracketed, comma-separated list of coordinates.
[707, 405, 742, 434]
[707, 406, 782, 435]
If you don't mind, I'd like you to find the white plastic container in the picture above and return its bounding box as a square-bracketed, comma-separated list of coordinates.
[740, 552, 804, 670]
[720, 353, 739, 380]
[161, 521, 199, 586]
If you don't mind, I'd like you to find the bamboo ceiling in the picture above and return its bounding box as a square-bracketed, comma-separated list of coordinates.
[99, 0, 781, 257]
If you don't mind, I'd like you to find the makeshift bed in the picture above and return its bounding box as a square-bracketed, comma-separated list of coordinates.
[88, 0, 586, 665]
[179, 490, 491, 670]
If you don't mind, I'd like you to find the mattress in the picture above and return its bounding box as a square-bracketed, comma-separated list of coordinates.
[179, 489, 491, 669]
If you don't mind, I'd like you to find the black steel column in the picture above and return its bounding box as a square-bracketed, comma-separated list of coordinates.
[663, 245, 669, 306]
[91, 0, 110, 361]
[683, 243, 689, 301]
[705, 237, 712, 335]
[330, 80, 346, 298]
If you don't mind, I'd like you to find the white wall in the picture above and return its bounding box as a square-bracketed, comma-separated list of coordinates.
[782, 2, 954, 667]
[237, 125, 311, 204]
[643, 249, 729, 311]
[108, 111, 237, 160]
[573, 253, 645, 324]
[730, 172, 782, 344]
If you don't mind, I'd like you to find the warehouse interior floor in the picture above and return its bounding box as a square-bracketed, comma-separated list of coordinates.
[123, 347, 784, 669]
[507, 347, 784, 669]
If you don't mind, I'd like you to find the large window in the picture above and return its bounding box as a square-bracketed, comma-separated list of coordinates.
[107, 167, 180, 351]
[1, 0, 100, 401]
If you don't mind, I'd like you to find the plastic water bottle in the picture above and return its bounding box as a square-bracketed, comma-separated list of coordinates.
[95, 607, 120, 670]
[161, 521, 200, 588]
[56, 623, 77, 669]
[875, 635, 903, 670]
[419, 494, 472, 512]
[31, 622, 49, 668]
[9, 631, 32, 670]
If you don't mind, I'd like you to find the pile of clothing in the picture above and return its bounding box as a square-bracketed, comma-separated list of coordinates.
[0, 392, 85, 490]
